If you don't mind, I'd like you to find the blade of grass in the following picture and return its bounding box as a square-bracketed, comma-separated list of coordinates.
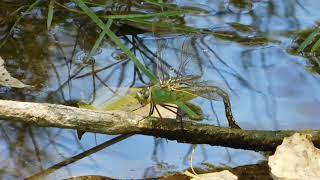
[56, 3, 189, 19]
[72, 0, 159, 84]
[103, 19, 159, 84]
[311, 38, 320, 53]
[56, 1, 201, 20]
[297, 26, 320, 53]
[143, 0, 174, 10]
[126, 18, 206, 34]
[86, 20, 112, 62]
[100, 10, 195, 19]
[47, 0, 55, 29]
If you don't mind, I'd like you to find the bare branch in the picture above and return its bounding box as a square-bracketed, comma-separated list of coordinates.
[0, 100, 319, 151]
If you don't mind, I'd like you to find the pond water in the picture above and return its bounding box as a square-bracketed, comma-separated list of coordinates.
[0, 0, 320, 179]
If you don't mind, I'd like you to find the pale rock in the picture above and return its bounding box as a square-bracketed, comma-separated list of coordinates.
[268, 133, 320, 180]
[186, 170, 238, 180]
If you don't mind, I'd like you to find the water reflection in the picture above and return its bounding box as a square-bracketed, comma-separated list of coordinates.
[0, 0, 319, 179]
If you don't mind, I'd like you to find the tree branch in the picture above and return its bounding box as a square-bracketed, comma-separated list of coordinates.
[0, 100, 319, 151]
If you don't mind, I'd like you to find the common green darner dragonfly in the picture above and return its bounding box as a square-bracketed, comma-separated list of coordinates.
[135, 75, 241, 129]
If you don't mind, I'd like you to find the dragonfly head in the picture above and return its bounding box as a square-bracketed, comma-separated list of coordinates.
[135, 87, 150, 105]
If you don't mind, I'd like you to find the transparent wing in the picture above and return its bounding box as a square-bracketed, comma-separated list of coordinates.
[173, 77, 230, 101]
[151, 36, 204, 81]
[178, 36, 204, 77]
[189, 85, 227, 101]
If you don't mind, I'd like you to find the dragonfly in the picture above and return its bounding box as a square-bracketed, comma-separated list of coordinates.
[135, 75, 241, 129]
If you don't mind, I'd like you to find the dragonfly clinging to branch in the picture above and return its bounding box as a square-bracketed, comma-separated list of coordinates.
[134, 37, 241, 129]
[135, 75, 241, 129]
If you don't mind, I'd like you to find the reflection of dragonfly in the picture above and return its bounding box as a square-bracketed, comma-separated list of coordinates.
[135, 75, 241, 129]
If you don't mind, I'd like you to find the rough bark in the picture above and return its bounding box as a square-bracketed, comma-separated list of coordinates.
[0, 99, 319, 151]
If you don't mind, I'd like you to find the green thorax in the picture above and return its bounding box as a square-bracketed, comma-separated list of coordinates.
[150, 83, 197, 104]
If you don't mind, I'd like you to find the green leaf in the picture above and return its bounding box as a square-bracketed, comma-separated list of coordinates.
[297, 26, 320, 53]
[47, 0, 55, 29]
[126, 18, 204, 34]
[72, 0, 159, 84]
[100, 10, 194, 19]
[85, 20, 112, 63]
[311, 38, 320, 53]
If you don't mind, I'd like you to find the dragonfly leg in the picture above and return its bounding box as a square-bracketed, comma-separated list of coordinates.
[135, 103, 156, 123]
[223, 97, 241, 129]
[131, 104, 146, 112]
[160, 104, 184, 130]
[154, 105, 163, 120]
[161, 104, 178, 109]
[160, 104, 182, 118]
[149, 102, 155, 116]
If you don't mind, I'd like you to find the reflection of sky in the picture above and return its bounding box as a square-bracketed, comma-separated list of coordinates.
[1, 0, 320, 179]
[45, 135, 264, 179]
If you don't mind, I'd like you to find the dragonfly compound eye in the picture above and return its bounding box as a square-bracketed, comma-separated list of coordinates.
[135, 88, 150, 104]
[135, 92, 144, 103]
[143, 89, 149, 98]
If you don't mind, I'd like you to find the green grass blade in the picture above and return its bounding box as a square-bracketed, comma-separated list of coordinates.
[100, 10, 192, 19]
[143, 0, 174, 10]
[126, 18, 205, 34]
[55, 3, 188, 20]
[103, 20, 159, 84]
[72, 0, 159, 84]
[297, 26, 320, 53]
[311, 38, 320, 53]
[86, 20, 112, 62]
[47, 0, 55, 29]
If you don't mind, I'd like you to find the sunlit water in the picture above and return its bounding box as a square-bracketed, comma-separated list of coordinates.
[0, 0, 320, 179]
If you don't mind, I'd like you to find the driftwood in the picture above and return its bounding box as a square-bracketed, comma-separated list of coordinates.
[0, 99, 319, 151]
